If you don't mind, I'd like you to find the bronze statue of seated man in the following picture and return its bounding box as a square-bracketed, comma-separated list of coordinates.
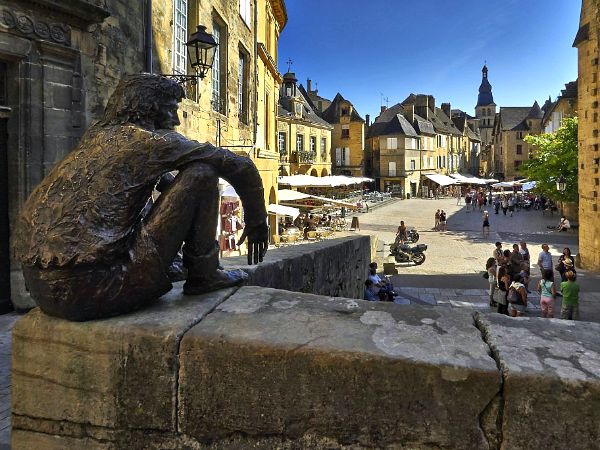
[13, 74, 268, 321]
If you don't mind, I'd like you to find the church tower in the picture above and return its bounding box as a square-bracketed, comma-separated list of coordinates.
[475, 64, 496, 147]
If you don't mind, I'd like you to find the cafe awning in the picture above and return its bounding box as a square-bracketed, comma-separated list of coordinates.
[423, 173, 458, 186]
[278, 175, 373, 187]
[278, 189, 357, 209]
[267, 204, 300, 219]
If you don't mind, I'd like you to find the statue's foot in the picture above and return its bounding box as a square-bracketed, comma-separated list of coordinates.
[183, 269, 248, 295]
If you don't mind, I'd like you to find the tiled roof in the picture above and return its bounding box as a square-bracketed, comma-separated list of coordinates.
[526, 101, 543, 120]
[369, 103, 418, 138]
[413, 114, 435, 135]
[573, 23, 589, 47]
[320, 93, 364, 124]
[430, 107, 461, 135]
[278, 87, 333, 129]
[498, 106, 534, 131]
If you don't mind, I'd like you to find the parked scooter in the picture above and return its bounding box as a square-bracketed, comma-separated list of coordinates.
[389, 242, 427, 265]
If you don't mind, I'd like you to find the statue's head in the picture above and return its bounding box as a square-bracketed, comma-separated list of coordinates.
[101, 73, 185, 130]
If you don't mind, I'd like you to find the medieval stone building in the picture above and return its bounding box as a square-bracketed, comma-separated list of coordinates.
[574, 0, 600, 271]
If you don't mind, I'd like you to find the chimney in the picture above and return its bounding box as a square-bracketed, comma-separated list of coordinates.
[404, 103, 414, 123]
[441, 102, 451, 117]
[414, 95, 429, 119]
[381, 106, 387, 114]
[365, 114, 370, 127]
[307, 78, 312, 93]
[428, 95, 435, 111]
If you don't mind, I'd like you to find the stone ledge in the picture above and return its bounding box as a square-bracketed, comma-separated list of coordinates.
[475, 313, 600, 450]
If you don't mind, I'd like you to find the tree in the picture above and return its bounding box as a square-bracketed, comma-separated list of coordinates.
[521, 117, 578, 203]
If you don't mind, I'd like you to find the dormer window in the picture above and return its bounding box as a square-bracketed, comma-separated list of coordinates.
[286, 85, 293, 97]
[341, 107, 349, 116]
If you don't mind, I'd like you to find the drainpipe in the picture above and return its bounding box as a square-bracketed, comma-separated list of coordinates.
[252, 0, 258, 155]
[145, 0, 153, 73]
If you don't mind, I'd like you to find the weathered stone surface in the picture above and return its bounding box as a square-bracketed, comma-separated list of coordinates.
[222, 235, 371, 300]
[475, 313, 600, 450]
[179, 287, 500, 449]
[11, 285, 236, 434]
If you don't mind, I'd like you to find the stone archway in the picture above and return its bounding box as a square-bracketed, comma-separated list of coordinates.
[310, 169, 318, 177]
[321, 168, 328, 177]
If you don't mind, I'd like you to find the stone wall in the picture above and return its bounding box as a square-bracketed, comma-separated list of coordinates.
[575, 0, 600, 271]
[223, 235, 371, 300]
[11, 284, 600, 449]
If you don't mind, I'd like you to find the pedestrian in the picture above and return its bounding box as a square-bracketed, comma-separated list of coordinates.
[519, 261, 531, 293]
[496, 266, 510, 315]
[494, 196, 500, 214]
[501, 196, 508, 215]
[510, 244, 524, 280]
[556, 247, 576, 282]
[486, 257, 498, 307]
[560, 271, 580, 320]
[488, 191, 493, 206]
[456, 189, 462, 205]
[472, 193, 477, 211]
[439, 210, 447, 231]
[519, 241, 530, 262]
[465, 194, 471, 212]
[363, 280, 380, 301]
[478, 193, 484, 211]
[493, 241, 503, 264]
[507, 280, 528, 317]
[508, 196, 515, 217]
[434, 209, 440, 231]
[503, 249, 512, 278]
[537, 244, 554, 280]
[482, 211, 490, 237]
[396, 221, 408, 244]
[538, 269, 557, 318]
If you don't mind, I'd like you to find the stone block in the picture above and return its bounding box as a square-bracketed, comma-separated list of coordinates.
[178, 287, 501, 449]
[476, 313, 600, 450]
[11, 285, 236, 435]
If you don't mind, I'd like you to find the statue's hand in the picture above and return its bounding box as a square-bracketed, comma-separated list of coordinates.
[238, 220, 269, 265]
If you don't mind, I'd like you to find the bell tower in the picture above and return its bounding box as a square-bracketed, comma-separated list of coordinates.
[475, 64, 496, 147]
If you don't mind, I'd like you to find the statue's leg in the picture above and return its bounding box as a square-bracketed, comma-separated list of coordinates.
[142, 162, 247, 295]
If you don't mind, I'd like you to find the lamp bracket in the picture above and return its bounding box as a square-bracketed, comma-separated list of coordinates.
[160, 73, 204, 85]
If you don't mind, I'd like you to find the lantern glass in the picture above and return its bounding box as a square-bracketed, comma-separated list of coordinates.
[186, 25, 218, 79]
[556, 176, 566, 192]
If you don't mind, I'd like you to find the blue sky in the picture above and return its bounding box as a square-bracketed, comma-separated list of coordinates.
[278, 0, 580, 119]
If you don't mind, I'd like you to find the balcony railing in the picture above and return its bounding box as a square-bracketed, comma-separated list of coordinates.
[291, 151, 316, 164]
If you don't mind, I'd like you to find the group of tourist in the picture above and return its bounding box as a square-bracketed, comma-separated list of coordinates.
[485, 241, 579, 319]
[433, 209, 447, 231]
[364, 262, 397, 302]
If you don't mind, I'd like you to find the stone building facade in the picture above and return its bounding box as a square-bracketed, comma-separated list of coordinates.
[491, 102, 544, 180]
[574, 0, 600, 271]
[542, 81, 578, 134]
[277, 72, 332, 178]
[320, 93, 365, 177]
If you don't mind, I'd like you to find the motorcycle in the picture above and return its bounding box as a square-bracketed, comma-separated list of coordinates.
[389, 242, 428, 265]
[395, 228, 420, 244]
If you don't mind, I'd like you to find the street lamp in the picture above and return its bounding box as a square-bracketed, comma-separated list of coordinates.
[556, 175, 567, 193]
[163, 25, 218, 85]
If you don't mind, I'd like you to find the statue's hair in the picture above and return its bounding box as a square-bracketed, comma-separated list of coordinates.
[100, 73, 185, 126]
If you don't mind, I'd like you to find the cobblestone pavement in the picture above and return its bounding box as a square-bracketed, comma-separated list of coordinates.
[0, 313, 17, 449]
[354, 197, 600, 321]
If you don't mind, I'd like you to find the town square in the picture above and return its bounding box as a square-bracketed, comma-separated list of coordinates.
[0, 0, 599, 449]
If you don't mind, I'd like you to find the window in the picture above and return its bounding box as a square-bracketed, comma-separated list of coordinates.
[341, 107, 350, 116]
[517, 132, 523, 139]
[294, 102, 302, 117]
[310, 136, 316, 154]
[335, 148, 349, 166]
[514, 160, 522, 169]
[442, 156, 446, 167]
[238, 51, 249, 123]
[405, 138, 416, 150]
[516, 144, 523, 155]
[265, 92, 270, 149]
[410, 160, 416, 171]
[211, 20, 226, 114]
[296, 134, 304, 152]
[429, 156, 434, 168]
[341, 124, 350, 138]
[278, 132, 286, 155]
[388, 161, 396, 176]
[239, 0, 251, 26]
[320, 137, 327, 160]
[387, 137, 397, 149]
[172, 0, 188, 75]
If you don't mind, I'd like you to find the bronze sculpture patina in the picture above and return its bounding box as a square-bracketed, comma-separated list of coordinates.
[13, 74, 268, 321]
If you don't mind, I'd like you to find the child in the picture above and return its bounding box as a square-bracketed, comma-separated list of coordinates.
[538, 269, 556, 318]
[482, 211, 490, 238]
[560, 271, 580, 320]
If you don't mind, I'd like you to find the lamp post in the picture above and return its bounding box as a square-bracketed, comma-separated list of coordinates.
[556, 175, 567, 194]
[162, 25, 218, 85]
